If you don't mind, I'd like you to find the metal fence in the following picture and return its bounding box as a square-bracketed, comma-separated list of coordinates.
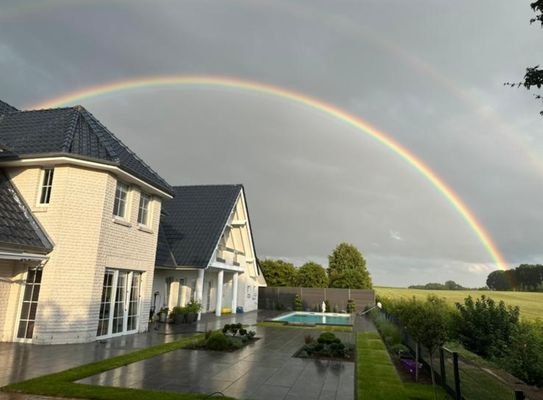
[258, 286, 374, 312]
[380, 312, 527, 400]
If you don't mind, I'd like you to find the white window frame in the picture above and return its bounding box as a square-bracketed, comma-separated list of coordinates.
[37, 168, 54, 206]
[113, 181, 130, 219]
[137, 192, 152, 226]
[96, 269, 142, 339]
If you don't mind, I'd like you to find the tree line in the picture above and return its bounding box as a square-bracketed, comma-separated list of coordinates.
[259, 242, 372, 289]
[486, 264, 543, 291]
[408, 280, 466, 290]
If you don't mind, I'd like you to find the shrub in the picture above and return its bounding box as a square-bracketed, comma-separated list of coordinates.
[318, 332, 337, 344]
[346, 299, 356, 313]
[294, 294, 303, 311]
[206, 331, 230, 351]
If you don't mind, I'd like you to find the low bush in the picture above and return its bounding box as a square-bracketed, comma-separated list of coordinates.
[205, 331, 230, 351]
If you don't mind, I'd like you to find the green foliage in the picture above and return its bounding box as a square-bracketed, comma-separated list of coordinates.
[500, 320, 543, 386]
[185, 300, 201, 313]
[259, 258, 297, 286]
[454, 295, 520, 358]
[295, 261, 328, 287]
[328, 243, 372, 289]
[317, 332, 337, 344]
[205, 331, 230, 351]
[372, 313, 402, 347]
[346, 299, 356, 313]
[408, 280, 466, 290]
[293, 294, 303, 311]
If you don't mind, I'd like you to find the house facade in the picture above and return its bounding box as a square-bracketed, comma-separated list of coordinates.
[0, 101, 174, 344]
[153, 185, 266, 318]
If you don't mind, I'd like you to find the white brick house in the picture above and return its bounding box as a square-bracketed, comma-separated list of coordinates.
[0, 101, 174, 344]
[153, 185, 266, 318]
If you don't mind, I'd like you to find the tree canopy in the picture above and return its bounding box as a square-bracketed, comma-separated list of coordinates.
[486, 264, 543, 292]
[295, 261, 328, 288]
[328, 242, 372, 289]
[259, 259, 297, 287]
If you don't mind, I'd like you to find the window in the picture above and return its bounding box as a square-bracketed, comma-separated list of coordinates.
[113, 181, 129, 218]
[17, 267, 43, 339]
[137, 192, 151, 225]
[39, 169, 54, 205]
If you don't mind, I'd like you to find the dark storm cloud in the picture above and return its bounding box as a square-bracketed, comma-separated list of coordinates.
[0, 0, 541, 286]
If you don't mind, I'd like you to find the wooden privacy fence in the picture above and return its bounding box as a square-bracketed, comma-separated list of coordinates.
[258, 287, 375, 312]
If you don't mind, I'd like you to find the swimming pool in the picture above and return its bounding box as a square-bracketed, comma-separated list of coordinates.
[272, 312, 352, 326]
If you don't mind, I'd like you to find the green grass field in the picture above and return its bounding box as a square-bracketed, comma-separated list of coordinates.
[375, 287, 543, 320]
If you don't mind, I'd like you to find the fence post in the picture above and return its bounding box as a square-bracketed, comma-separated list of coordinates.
[515, 390, 525, 400]
[439, 347, 446, 385]
[453, 352, 461, 400]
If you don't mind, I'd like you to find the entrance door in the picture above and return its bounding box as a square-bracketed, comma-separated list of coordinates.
[97, 269, 141, 338]
[16, 267, 43, 341]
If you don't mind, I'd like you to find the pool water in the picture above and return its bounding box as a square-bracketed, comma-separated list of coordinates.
[273, 312, 352, 326]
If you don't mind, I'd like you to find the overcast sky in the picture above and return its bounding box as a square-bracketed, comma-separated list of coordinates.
[1, 0, 542, 287]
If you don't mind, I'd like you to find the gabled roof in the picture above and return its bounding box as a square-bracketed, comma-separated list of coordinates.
[156, 185, 243, 268]
[0, 105, 174, 196]
[0, 170, 52, 254]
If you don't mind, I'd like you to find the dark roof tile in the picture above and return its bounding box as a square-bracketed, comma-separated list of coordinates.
[0, 170, 52, 254]
[0, 105, 173, 196]
[156, 185, 242, 268]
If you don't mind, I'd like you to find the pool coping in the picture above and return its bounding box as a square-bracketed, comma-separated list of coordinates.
[267, 311, 354, 327]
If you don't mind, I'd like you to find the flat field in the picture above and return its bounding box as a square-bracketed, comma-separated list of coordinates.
[375, 287, 543, 320]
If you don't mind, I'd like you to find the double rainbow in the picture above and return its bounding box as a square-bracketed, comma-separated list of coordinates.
[30, 75, 508, 271]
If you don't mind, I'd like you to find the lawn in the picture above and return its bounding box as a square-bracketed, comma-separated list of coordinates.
[375, 287, 543, 320]
[257, 321, 352, 332]
[2, 334, 236, 400]
[356, 332, 448, 400]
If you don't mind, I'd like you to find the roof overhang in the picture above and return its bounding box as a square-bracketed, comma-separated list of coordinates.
[0, 155, 174, 199]
[0, 250, 48, 262]
[208, 262, 244, 273]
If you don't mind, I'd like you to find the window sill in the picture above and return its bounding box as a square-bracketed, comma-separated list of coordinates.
[112, 217, 132, 227]
[137, 224, 153, 234]
[33, 206, 49, 213]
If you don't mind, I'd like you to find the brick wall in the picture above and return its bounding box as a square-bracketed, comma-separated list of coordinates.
[8, 165, 163, 344]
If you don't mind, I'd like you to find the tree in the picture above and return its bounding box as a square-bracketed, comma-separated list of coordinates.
[295, 261, 328, 288]
[259, 259, 297, 287]
[328, 242, 372, 289]
[405, 296, 451, 390]
[506, 1, 543, 114]
[454, 295, 520, 358]
[486, 270, 511, 291]
[502, 320, 543, 386]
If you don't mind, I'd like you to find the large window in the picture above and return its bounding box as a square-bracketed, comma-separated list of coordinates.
[17, 267, 43, 339]
[137, 193, 151, 226]
[97, 269, 142, 338]
[39, 168, 54, 205]
[113, 181, 129, 218]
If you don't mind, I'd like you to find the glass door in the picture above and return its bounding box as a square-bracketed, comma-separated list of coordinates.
[16, 267, 43, 340]
[97, 269, 141, 338]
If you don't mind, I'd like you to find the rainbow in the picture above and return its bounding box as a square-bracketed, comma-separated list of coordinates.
[30, 75, 508, 271]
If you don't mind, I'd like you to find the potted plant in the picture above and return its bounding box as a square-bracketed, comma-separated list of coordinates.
[170, 306, 188, 324]
[186, 300, 201, 323]
[158, 307, 169, 323]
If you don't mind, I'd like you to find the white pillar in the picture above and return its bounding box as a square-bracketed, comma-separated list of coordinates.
[215, 270, 224, 317]
[196, 269, 205, 320]
[231, 272, 239, 313]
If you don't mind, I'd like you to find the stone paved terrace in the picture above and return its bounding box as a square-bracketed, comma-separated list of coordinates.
[0, 311, 375, 400]
[79, 325, 356, 400]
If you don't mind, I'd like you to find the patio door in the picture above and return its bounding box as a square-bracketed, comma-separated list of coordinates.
[97, 269, 141, 338]
[16, 267, 43, 341]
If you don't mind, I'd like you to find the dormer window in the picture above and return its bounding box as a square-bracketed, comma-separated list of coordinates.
[113, 181, 129, 218]
[39, 168, 54, 205]
[137, 192, 151, 226]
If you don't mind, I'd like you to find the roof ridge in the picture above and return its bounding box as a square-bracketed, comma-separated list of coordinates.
[78, 107, 170, 187]
[61, 108, 82, 153]
[76, 107, 120, 162]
